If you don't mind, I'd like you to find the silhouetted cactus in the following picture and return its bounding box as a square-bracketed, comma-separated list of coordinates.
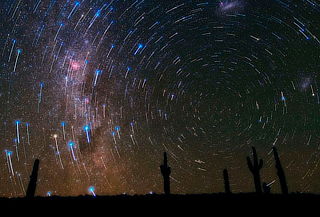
[223, 169, 231, 194]
[247, 147, 263, 194]
[26, 159, 40, 198]
[273, 147, 288, 194]
[262, 182, 271, 194]
[160, 152, 171, 195]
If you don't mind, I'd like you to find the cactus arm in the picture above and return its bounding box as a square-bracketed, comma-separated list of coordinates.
[247, 157, 253, 172]
[259, 159, 263, 169]
[252, 147, 258, 164]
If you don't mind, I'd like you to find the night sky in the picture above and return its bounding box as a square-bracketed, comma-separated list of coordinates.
[1, 0, 320, 197]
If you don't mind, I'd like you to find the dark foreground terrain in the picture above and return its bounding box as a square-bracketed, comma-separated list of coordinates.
[0, 193, 319, 214]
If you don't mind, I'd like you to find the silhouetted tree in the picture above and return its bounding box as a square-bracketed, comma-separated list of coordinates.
[26, 159, 40, 198]
[247, 147, 263, 194]
[273, 147, 288, 194]
[262, 182, 271, 194]
[223, 169, 231, 194]
[160, 152, 171, 195]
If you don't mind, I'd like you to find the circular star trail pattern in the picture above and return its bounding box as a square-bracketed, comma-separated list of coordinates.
[1, 0, 320, 197]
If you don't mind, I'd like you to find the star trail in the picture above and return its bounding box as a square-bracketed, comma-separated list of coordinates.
[1, 0, 320, 197]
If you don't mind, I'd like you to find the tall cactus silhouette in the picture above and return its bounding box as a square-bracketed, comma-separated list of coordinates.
[223, 169, 231, 194]
[247, 147, 263, 194]
[272, 147, 288, 194]
[160, 152, 171, 195]
[26, 159, 40, 198]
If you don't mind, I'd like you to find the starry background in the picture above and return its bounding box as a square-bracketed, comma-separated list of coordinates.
[1, 0, 320, 197]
